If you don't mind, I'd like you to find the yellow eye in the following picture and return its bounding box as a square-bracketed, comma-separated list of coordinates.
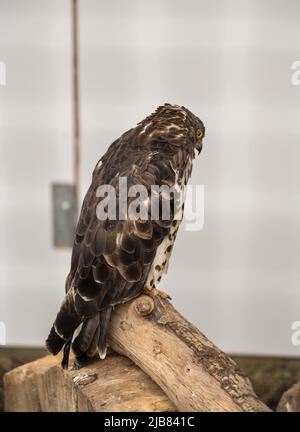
[197, 129, 203, 140]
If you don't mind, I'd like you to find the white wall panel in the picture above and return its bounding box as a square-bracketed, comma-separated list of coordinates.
[1, 0, 300, 356]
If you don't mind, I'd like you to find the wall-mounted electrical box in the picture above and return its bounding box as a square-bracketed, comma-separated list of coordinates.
[52, 183, 78, 248]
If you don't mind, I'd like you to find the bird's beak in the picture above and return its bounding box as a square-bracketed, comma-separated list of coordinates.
[196, 141, 203, 155]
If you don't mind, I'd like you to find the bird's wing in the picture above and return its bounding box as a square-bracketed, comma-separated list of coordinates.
[69, 151, 177, 316]
[46, 133, 179, 353]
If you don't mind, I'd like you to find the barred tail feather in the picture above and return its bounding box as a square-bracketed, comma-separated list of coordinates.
[46, 325, 65, 355]
[98, 306, 113, 360]
[46, 289, 113, 368]
[45, 288, 80, 358]
[72, 314, 100, 358]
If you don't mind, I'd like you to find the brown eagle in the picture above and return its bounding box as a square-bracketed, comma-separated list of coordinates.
[46, 104, 205, 369]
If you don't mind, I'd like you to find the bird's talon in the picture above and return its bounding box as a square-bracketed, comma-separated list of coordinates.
[143, 286, 171, 300]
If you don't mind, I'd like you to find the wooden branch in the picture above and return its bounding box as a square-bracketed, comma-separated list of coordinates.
[4, 353, 176, 412]
[108, 295, 271, 412]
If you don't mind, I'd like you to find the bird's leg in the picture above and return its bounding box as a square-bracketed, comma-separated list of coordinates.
[142, 285, 172, 300]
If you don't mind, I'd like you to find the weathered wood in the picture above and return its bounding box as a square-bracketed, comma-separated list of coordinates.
[3, 347, 299, 412]
[277, 381, 300, 412]
[4, 352, 176, 412]
[108, 295, 271, 412]
[4, 294, 272, 412]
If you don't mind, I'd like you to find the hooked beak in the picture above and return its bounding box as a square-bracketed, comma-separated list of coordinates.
[196, 141, 203, 155]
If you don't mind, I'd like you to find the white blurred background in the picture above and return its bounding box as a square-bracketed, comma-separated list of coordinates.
[0, 0, 300, 356]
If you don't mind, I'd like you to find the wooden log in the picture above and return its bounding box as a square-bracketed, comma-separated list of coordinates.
[277, 381, 300, 412]
[3, 348, 298, 412]
[4, 352, 176, 412]
[4, 294, 271, 412]
[108, 295, 271, 412]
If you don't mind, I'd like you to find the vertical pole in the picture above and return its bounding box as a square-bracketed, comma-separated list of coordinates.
[71, 0, 80, 204]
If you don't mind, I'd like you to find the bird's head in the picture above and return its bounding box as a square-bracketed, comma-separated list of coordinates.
[153, 104, 205, 156]
[180, 105, 205, 155]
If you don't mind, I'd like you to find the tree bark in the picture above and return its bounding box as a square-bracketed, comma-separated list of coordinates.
[108, 295, 271, 412]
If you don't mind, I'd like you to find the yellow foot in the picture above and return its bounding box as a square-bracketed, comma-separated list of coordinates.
[143, 285, 172, 300]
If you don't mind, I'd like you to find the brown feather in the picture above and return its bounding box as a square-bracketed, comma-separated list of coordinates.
[46, 103, 205, 367]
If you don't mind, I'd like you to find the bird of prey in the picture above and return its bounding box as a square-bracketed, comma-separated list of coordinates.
[46, 103, 205, 369]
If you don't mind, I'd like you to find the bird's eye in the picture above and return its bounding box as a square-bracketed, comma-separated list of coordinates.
[197, 129, 203, 140]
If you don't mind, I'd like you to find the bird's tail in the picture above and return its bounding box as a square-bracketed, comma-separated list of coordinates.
[46, 289, 113, 368]
[72, 306, 113, 364]
[46, 288, 81, 367]
[98, 306, 113, 359]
